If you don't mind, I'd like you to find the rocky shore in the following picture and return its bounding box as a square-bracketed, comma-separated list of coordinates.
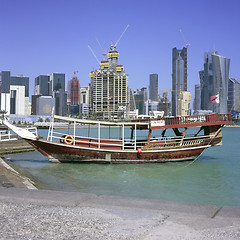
[0, 156, 240, 239]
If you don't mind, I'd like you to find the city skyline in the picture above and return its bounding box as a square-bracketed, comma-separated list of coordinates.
[1, 0, 240, 99]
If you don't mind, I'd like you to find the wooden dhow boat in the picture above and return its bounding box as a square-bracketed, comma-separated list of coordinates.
[3, 113, 231, 163]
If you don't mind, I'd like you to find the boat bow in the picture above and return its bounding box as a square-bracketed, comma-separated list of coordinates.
[3, 120, 38, 141]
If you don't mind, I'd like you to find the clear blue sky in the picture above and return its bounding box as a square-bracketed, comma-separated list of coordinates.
[1, 0, 240, 99]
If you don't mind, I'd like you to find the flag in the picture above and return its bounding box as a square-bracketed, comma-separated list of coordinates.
[211, 94, 219, 103]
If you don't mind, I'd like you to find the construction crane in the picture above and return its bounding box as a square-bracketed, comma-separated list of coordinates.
[88, 45, 100, 65]
[180, 29, 190, 49]
[110, 24, 130, 51]
[71, 71, 79, 76]
[95, 36, 107, 61]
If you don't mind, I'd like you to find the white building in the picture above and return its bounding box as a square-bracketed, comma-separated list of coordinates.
[0, 71, 30, 115]
[177, 91, 191, 116]
[80, 86, 90, 117]
[0, 93, 10, 114]
[10, 85, 29, 115]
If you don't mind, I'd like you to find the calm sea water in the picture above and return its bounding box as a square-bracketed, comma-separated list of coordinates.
[5, 127, 240, 207]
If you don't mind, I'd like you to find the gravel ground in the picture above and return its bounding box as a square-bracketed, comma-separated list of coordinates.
[0, 201, 167, 240]
[0, 199, 240, 240]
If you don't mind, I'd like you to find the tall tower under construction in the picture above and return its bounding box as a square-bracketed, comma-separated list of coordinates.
[90, 47, 128, 120]
[70, 76, 80, 105]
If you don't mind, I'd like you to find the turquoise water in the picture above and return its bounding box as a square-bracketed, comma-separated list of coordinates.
[5, 127, 240, 207]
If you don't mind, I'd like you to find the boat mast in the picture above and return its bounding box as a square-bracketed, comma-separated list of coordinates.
[122, 124, 125, 150]
[98, 123, 100, 148]
[47, 107, 55, 142]
[134, 123, 137, 150]
[147, 129, 152, 145]
[73, 121, 76, 146]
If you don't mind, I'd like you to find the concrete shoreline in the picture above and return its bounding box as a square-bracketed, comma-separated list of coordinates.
[0, 138, 34, 155]
[0, 157, 37, 189]
[0, 157, 240, 239]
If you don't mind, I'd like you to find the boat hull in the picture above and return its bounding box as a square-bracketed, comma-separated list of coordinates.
[26, 138, 213, 163]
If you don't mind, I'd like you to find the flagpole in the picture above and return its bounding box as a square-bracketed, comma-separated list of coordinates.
[218, 92, 220, 113]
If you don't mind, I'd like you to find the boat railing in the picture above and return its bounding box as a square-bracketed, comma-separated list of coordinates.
[145, 134, 213, 148]
[25, 126, 38, 136]
[48, 130, 214, 150]
[153, 113, 232, 129]
[50, 131, 124, 149]
[0, 130, 18, 142]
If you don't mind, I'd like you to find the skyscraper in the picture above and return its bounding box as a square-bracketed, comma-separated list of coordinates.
[198, 70, 204, 110]
[194, 84, 201, 111]
[50, 73, 66, 94]
[50, 73, 67, 116]
[90, 47, 128, 120]
[35, 75, 50, 95]
[54, 89, 67, 116]
[200, 51, 230, 114]
[228, 78, 240, 112]
[172, 47, 188, 116]
[149, 74, 158, 101]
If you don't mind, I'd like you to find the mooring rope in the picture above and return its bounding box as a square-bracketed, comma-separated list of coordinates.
[177, 125, 223, 169]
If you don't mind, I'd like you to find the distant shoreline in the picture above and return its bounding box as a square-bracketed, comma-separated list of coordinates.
[225, 124, 240, 127]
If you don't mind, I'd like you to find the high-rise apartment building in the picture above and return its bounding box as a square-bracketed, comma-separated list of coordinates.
[200, 51, 230, 114]
[149, 74, 158, 101]
[172, 47, 188, 116]
[90, 47, 128, 120]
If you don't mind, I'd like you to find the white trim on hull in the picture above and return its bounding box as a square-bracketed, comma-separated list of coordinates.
[49, 156, 199, 164]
